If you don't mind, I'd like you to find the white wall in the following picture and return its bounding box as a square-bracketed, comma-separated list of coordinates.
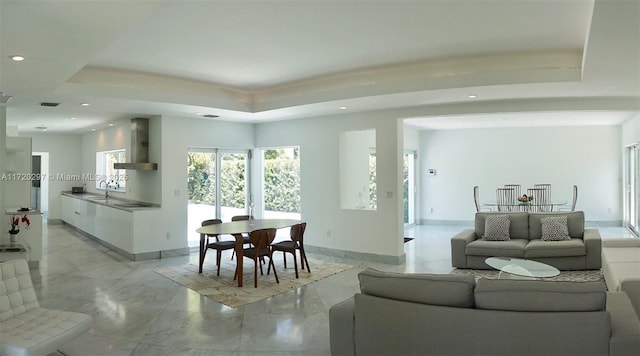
[419, 125, 622, 223]
[160, 116, 255, 251]
[80, 118, 162, 204]
[28, 133, 82, 220]
[622, 113, 640, 145]
[256, 112, 404, 261]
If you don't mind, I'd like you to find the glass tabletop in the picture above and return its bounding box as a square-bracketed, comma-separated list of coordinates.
[485, 257, 560, 278]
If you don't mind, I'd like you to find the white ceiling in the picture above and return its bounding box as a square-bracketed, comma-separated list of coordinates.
[1, 0, 638, 133]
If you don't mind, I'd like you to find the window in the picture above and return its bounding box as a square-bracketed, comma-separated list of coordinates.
[96, 149, 127, 192]
[262, 147, 301, 220]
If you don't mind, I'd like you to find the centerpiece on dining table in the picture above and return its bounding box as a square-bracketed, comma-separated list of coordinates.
[517, 194, 534, 203]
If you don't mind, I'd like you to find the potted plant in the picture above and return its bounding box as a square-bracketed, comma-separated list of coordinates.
[8, 214, 30, 243]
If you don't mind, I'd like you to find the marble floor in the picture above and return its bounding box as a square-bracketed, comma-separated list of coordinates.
[29, 222, 634, 355]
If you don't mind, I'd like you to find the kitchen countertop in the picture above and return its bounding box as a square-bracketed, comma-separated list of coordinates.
[61, 191, 160, 212]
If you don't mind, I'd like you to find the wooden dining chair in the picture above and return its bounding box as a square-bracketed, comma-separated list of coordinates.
[201, 219, 236, 276]
[234, 228, 279, 288]
[230, 215, 252, 260]
[474, 186, 492, 212]
[268, 222, 310, 278]
[496, 188, 516, 212]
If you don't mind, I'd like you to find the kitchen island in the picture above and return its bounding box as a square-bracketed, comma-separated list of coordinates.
[61, 192, 188, 261]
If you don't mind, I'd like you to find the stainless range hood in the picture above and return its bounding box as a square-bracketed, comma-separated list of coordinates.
[114, 117, 158, 171]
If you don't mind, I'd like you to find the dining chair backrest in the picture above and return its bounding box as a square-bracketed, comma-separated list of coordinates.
[232, 215, 250, 222]
[201, 219, 222, 240]
[504, 184, 521, 197]
[290, 222, 307, 243]
[534, 184, 551, 202]
[527, 188, 550, 212]
[570, 185, 578, 211]
[473, 186, 481, 212]
[496, 188, 516, 212]
[249, 228, 277, 252]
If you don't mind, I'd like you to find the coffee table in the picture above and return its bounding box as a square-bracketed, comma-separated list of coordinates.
[485, 257, 560, 279]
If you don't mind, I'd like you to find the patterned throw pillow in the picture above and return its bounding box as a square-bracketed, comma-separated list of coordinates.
[483, 215, 511, 241]
[541, 216, 570, 241]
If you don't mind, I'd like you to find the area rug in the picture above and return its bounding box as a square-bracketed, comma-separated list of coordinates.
[450, 268, 605, 283]
[154, 258, 353, 308]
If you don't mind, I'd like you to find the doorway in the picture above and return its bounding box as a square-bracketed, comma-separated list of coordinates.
[625, 144, 639, 236]
[404, 151, 416, 227]
[32, 152, 49, 219]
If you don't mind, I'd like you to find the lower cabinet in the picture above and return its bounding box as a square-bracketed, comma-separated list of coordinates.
[61, 195, 133, 253]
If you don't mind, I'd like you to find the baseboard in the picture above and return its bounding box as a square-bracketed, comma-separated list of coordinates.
[62, 223, 189, 261]
[304, 245, 406, 265]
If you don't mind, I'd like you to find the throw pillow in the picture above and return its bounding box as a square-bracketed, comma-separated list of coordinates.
[482, 215, 510, 241]
[541, 216, 570, 241]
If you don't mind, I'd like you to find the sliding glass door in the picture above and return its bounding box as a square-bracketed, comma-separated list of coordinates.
[187, 148, 250, 247]
[625, 144, 640, 236]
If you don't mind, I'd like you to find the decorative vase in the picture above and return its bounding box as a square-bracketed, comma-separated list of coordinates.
[9, 230, 19, 243]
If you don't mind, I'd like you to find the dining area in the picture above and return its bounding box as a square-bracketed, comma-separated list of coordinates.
[474, 184, 578, 213]
[195, 215, 310, 288]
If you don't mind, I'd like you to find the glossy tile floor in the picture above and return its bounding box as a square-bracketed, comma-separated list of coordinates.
[31, 222, 633, 355]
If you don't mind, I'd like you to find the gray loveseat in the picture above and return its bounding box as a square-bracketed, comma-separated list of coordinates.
[329, 269, 640, 356]
[451, 211, 601, 270]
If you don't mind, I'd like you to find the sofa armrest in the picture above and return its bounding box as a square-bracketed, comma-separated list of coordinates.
[584, 228, 602, 269]
[607, 292, 640, 356]
[329, 296, 356, 356]
[451, 229, 476, 268]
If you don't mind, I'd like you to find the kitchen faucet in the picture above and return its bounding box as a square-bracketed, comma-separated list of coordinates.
[99, 179, 109, 199]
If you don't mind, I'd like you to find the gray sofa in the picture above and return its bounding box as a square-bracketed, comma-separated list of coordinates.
[329, 269, 640, 356]
[451, 211, 601, 270]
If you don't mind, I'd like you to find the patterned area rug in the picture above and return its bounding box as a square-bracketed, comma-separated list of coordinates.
[450, 268, 605, 283]
[154, 257, 353, 308]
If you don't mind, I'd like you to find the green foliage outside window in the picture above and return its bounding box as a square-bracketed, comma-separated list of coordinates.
[187, 151, 301, 213]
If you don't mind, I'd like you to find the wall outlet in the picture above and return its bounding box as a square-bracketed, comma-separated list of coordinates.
[166, 232, 170, 240]
[326, 230, 331, 238]
[430, 208, 434, 213]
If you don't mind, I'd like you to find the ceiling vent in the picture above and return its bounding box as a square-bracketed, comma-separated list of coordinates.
[0, 92, 12, 104]
[40, 102, 60, 107]
[203, 114, 219, 118]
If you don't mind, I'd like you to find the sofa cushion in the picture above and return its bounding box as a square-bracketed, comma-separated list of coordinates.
[466, 239, 528, 257]
[475, 278, 607, 312]
[529, 211, 584, 239]
[482, 215, 510, 241]
[540, 216, 570, 241]
[476, 212, 529, 240]
[525, 238, 586, 258]
[358, 268, 475, 307]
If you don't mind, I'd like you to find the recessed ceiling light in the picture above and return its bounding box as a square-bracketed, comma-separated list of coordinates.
[91, 128, 96, 131]
[339, 106, 348, 110]
[195, 112, 203, 116]
[108, 123, 114, 127]
[10, 55, 25, 62]
[69, 117, 76, 120]
[468, 95, 477, 99]
[81, 103, 90, 106]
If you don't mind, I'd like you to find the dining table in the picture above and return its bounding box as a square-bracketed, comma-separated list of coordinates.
[196, 218, 301, 287]
[483, 200, 567, 211]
